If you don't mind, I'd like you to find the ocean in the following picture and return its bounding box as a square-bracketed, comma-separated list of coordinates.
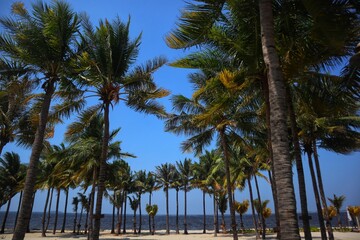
[0, 211, 351, 232]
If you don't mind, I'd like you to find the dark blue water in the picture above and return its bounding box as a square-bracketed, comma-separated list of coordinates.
[0, 211, 351, 232]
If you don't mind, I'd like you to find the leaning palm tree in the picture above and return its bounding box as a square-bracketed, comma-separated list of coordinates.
[154, 163, 175, 234]
[0, 2, 83, 238]
[328, 194, 346, 227]
[77, 16, 168, 240]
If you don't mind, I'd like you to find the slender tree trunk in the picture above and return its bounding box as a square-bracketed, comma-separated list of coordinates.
[115, 207, 120, 235]
[202, 190, 206, 233]
[92, 102, 110, 240]
[248, 177, 260, 239]
[84, 209, 89, 234]
[151, 216, 155, 235]
[213, 194, 217, 237]
[61, 188, 68, 233]
[176, 189, 179, 234]
[133, 209, 137, 234]
[166, 188, 170, 234]
[73, 207, 78, 234]
[184, 186, 188, 234]
[258, 1, 300, 239]
[313, 142, 334, 240]
[77, 206, 84, 235]
[45, 188, 54, 232]
[148, 192, 152, 234]
[285, 84, 312, 240]
[219, 129, 238, 240]
[0, 198, 11, 233]
[254, 175, 266, 239]
[52, 188, 60, 234]
[26, 191, 36, 233]
[306, 147, 327, 240]
[122, 193, 127, 234]
[240, 214, 244, 233]
[13, 80, 55, 240]
[14, 191, 23, 231]
[88, 169, 97, 238]
[42, 188, 51, 237]
[138, 193, 142, 234]
[117, 193, 123, 235]
[111, 193, 115, 234]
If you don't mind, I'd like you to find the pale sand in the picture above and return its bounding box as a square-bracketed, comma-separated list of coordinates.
[1, 230, 360, 240]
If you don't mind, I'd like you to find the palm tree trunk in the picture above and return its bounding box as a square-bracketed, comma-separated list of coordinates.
[52, 189, 60, 234]
[92, 102, 110, 240]
[306, 147, 327, 240]
[219, 129, 238, 240]
[45, 188, 54, 232]
[285, 84, 312, 240]
[184, 186, 188, 234]
[176, 189, 179, 234]
[0, 198, 11, 233]
[133, 208, 137, 234]
[26, 191, 36, 233]
[313, 142, 334, 240]
[42, 188, 51, 237]
[151, 215, 155, 235]
[202, 190, 206, 233]
[213, 194, 217, 237]
[111, 193, 115, 234]
[221, 211, 225, 233]
[116, 207, 120, 235]
[84, 208, 89, 234]
[166, 188, 170, 234]
[148, 192, 152, 234]
[240, 214, 244, 233]
[61, 188, 69, 233]
[14, 191, 23, 231]
[254, 175, 266, 239]
[77, 206, 84, 235]
[138, 193, 142, 234]
[248, 177, 260, 239]
[73, 207, 78, 234]
[13, 81, 55, 240]
[122, 193, 127, 234]
[88, 168, 97, 238]
[258, 1, 300, 239]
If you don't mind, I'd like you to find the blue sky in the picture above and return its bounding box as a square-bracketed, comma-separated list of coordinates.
[1, 0, 359, 217]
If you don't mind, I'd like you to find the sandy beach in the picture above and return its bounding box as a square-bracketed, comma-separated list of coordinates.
[1, 230, 359, 240]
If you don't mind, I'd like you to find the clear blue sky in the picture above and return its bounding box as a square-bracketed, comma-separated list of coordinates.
[1, 0, 359, 216]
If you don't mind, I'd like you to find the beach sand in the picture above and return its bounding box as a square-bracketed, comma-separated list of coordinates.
[1, 230, 359, 240]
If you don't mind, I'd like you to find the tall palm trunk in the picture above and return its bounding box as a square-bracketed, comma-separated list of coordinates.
[306, 147, 327, 240]
[239, 213, 244, 233]
[13, 81, 55, 240]
[53, 188, 61, 234]
[176, 188, 179, 234]
[61, 189, 69, 233]
[45, 188, 54, 232]
[111, 193, 115, 234]
[165, 188, 169, 234]
[42, 188, 51, 237]
[132, 207, 137, 234]
[84, 195, 90, 234]
[138, 193, 142, 234]
[258, 1, 300, 239]
[151, 215, 155, 235]
[313, 142, 334, 240]
[184, 185, 188, 234]
[88, 168, 97, 238]
[202, 190, 206, 233]
[14, 191, 23, 231]
[248, 177, 260, 239]
[286, 86, 312, 240]
[26, 191, 36, 233]
[0, 198, 11, 233]
[148, 192, 152, 234]
[213, 194, 217, 237]
[219, 129, 238, 240]
[221, 210, 225, 233]
[92, 102, 110, 240]
[77, 206, 84, 235]
[122, 193, 127, 234]
[117, 193, 124, 235]
[254, 175, 266, 239]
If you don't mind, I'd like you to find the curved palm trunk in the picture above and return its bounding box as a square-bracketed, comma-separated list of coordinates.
[61, 188, 69, 233]
[138, 193, 142, 234]
[184, 186, 188, 234]
[14, 191, 23, 231]
[42, 188, 51, 237]
[219, 129, 238, 240]
[166, 188, 170, 234]
[258, 1, 300, 239]
[202, 190, 206, 233]
[52, 189, 61, 234]
[27, 191, 36, 233]
[92, 102, 110, 240]
[254, 175, 266, 239]
[248, 177, 260, 239]
[0, 198, 11, 233]
[45, 188, 54, 232]
[306, 148, 327, 240]
[313, 142, 334, 240]
[286, 86, 312, 240]
[175, 189, 179, 234]
[122, 193, 127, 234]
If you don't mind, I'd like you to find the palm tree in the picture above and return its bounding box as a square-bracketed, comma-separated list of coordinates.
[146, 204, 158, 235]
[253, 199, 271, 238]
[134, 170, 147, 234]
[155, 163, 175, 234]
[176, 158, 193, 234]
[217, 192, 228, 233]
[72, 197, 80, 234]
[0, 2, 83, 238]
[78, 15, 168, 240]
[145, 172, 158, 234]
[328, 194, 346, 227]
[234, 200, 249, 233]
[128, 196, 139, 234]
[348, 206, 360, 228]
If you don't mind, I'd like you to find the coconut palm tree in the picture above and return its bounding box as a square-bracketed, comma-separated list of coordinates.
[218, 192, 228, 233]
[128, 195, 139, 234]
[72, 197, 80, 234]
[176, 158, 193, 234]
[171, 166, 181, 234]
[328, 194, 346, 227]
[0, 2, 83, 238]
[234, 200, 249, 233]
[134, 170, 147, 234]
[146, 204, 158, 235]
[145, 172, 158, 234]
[78, 15, 168, 240]
[154, 163, 175, 234]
